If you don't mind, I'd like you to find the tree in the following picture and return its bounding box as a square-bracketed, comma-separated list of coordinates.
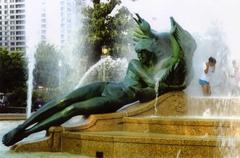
[0, 48, 27, 108]
[0, 48, 27, 92]
[80, 0, 134, 66]
[34, 42, 62, 88]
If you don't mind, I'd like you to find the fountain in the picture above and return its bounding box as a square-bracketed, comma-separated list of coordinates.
[2, 1, 240, 158]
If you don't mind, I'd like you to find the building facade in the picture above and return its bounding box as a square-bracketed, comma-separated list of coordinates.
[39, 0, 76, 49]
[0, 0, 25, 52]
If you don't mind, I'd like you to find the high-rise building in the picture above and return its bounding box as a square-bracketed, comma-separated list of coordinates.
[40, 0, 47, 42]
[59, 0, 75, 49]
[0, 0, 26, 52]
[39, 0, 76, 49]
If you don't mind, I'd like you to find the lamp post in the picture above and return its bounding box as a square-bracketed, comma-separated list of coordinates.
[101, 46, 109, 81]
[101, 45, 109, 56]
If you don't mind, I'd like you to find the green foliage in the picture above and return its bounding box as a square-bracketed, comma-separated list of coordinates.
[7, 87, 27, 108]
[34, 42, 62, 88]
[0, 48, 27, 92]
[81, 0, 135, 65]
[0, 48, 27, 108]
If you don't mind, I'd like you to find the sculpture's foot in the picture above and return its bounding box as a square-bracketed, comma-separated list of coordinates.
[2, 126, 27, 146]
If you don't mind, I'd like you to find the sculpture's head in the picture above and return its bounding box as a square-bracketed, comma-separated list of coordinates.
[135, 39, 157, 65]
[133, 14, 162, 65]
[137, 49, 155, 66]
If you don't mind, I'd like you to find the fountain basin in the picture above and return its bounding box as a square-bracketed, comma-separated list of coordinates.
[9, 92, 240, 157]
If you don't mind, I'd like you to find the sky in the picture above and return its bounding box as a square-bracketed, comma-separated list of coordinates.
[25, 0, 240, 59]
[121, 0, 240, 59]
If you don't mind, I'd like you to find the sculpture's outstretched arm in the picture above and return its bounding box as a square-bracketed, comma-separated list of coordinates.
[128, 59, 155, 88]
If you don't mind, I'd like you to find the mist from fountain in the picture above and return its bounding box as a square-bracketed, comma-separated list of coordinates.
[75, 56, 128, 88]
[25, 48, 35, 118]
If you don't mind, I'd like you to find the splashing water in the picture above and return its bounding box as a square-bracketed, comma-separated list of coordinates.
[154, 79, 160, 115]
[26, 48, 35, 118]
[176, 149, 181, 158]
[75, 56, 128, 88]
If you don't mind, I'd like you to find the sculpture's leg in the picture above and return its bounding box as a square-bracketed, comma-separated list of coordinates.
[25, 96, 123, 134]
[3, 96, 123, 146]
[2, 82, 107, 146]
[22, 82, 107, 128]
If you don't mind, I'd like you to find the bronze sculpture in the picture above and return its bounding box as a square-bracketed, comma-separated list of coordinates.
[2, 14, 196, 146]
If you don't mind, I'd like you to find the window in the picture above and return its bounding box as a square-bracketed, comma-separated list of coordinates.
[16, 20, 25, 24]
[16, 9, 24, 13]
[41, 30, 46, 34]
[16, 15, 25, 19]
[41, 35, 46, 39]
[16, 31, 25, 35]
[16, 26, 24, 29]
[41, 24, 46, 28]
[41, 19, 46, 23]
[16, 42, 25, 45]
[16, 36, 24, 40]
[15, 4, 25, 8]
[16, 47, 25, 51]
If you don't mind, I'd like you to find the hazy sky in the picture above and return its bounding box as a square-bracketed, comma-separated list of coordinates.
[25, 0, 240, 59]
[121, 0, 240, 58]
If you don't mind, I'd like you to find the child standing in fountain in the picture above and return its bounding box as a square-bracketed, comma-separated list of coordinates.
[199, 57, 217, 96]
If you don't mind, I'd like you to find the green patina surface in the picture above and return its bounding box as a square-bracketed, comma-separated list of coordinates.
[2, 14, 196, 147]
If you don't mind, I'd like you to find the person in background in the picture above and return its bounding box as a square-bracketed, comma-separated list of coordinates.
[199, 57, 217, 96]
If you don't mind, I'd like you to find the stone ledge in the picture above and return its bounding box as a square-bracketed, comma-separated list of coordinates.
[123, 116, 240, 136]
[61, 131, 237, 158]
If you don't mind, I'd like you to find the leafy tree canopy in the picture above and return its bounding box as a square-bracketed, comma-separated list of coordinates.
[0, 48, 27, 92]
[80, 0, 135, 65]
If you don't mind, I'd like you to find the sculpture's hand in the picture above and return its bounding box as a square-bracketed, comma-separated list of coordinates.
[156, 81, 187, 95]
[137, 87, 156, 103]
[129, 59, 155, 88]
